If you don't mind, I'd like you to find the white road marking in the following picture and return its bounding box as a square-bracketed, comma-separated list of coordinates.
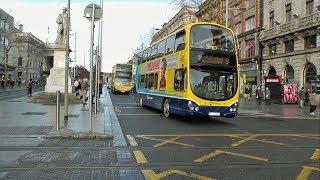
[126, 135, 138, 146]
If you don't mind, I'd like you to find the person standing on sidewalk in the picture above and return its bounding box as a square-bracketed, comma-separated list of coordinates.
[304, 89, 310, 106]
[27, 80, 33, 97]
[298, 87, 305, 108]
[309, 89, 317, 115]
[73, 78, 80, 96]
[256, 87, 263, 105]
[81, 79, 89, 105]
[265, 87, 271, 105]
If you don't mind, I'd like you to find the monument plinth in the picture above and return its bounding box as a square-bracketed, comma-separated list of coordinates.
[45, 44, 72, 93]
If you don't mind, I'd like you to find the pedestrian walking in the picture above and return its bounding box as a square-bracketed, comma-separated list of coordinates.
[304, 89, 310, 106]
[256, 87, 263, 105]
[265, 87, 271, 105]
[309, 89, 317, 116]
[81, 79, 89, 105]
[99, 80, 103, 98]
[27, 80, 33, 97]
[298, 87, 305, 108]
[73, 78, 80, 96]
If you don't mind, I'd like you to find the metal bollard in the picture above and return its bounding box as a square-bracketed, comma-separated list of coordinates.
[56, 90, 61, 131]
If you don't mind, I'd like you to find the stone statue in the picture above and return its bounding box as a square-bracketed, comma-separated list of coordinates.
[55, 7, 68, 45]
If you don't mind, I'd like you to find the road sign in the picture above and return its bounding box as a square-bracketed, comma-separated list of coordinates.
[84, 4, 103, 22]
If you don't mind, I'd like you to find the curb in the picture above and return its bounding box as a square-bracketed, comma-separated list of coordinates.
[105, 90, 128, 147]
[47, 128, 113, 139]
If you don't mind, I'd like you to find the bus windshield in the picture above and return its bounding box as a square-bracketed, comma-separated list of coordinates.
[115, 78, 131, 85]
[190, 68, 237, 100]
[190, 24, 234, 51]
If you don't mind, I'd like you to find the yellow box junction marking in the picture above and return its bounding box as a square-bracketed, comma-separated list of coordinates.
[194, 150, 268, 163]
[227, 135, 287, 146]
[231, 135, 258, 147]
[142, 169, 214, 180]
[153, 136, 182, 147]
[310, 149, 320, 161]
[133, 150, 148, 164]
[296, 166, 320, 180]
[135, 134, 320, 137]
[136, 135, 194, 147]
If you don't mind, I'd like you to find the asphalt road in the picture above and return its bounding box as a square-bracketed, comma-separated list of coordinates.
[0, 87, 44, 101]
[109, 92, 320, 180]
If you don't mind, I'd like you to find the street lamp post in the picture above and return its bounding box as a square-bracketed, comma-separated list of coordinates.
[64, 0, 71, 122]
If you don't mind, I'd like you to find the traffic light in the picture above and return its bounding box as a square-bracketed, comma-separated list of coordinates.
[69, 49, 72, 53]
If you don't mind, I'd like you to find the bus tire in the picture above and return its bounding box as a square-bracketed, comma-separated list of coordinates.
[139, 97, 143, 107]
[163, 99, 170, 118]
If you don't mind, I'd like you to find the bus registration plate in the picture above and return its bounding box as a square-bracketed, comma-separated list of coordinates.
[209, 112, 220, 116]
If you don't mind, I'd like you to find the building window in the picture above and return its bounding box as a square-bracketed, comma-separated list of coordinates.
[284, 65, 294, 83]
[269, 44, 276, 55]
[245, 39, 255, 58]
[306, 0, 314, 15]
[269, 11, 275, 28]
[18, 57, 23, 66]
[246, 16, 256, 31]
[235, 23, 241, 35]
[285, 40, 294, 53]
[304, 63, 317, 84]
[304, 35, 316, 49]
[285, 4, 292, 22]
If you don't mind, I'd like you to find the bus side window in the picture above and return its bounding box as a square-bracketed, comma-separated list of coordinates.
[150, 44, 158, 60]
[157, 40, 166, 58]
[154, 73, 159, 90]
[165, 35, 175, 55]
[174, 68, 186, 91]
[148, 74, 155, 89]
[140, 75, 145, 89]
[175, 30, 185, 52]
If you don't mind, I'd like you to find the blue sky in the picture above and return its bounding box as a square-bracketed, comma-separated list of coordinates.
[0, 0, 178, 72]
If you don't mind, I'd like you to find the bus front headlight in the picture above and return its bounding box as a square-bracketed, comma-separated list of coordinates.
[188, 101, 199, 112]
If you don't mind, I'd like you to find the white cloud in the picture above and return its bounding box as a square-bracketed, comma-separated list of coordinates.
[0, 0, 178, 72]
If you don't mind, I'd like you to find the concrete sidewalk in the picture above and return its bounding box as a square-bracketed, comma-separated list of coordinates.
[238, 97, 319, 119]
[0, 86, 127, 146]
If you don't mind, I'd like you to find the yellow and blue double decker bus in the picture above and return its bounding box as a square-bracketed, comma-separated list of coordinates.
[111, 63, 133, 94]
[135, 22, 239, 118]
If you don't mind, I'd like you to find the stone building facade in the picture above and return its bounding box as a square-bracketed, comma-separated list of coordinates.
[11, 25, 47, 83]
[229, 0, 263, 93]
[151, 6, 197, 44]
[0, 8, 15, 80]
[196, 0, 226, 24]
[260, 0, 320, 90]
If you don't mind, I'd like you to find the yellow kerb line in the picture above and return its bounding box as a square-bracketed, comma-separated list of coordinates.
[311, 149, 320, 161]
[296, 166, 320, 180]
[133, 150, 147, 164]
[137, 136, 193, 147]
[194, 150, 268, 163]
[142, 169, 214, 180]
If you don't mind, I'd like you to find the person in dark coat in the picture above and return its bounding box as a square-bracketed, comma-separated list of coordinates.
[27, 80, 33, 97]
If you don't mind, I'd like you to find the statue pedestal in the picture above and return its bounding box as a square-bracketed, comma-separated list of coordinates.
[45, 45, 72, 93]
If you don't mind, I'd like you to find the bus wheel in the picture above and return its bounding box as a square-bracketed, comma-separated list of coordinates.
[139, 97, 143, 107]
[163, 99, 170, 118]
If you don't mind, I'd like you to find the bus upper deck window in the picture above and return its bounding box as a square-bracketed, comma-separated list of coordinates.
[175, 30, 185, 52]
[165, 35, 175, 54]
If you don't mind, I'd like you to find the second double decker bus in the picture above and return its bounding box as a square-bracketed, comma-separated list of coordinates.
[135, 22, 239, 118]
[111, 63, 133, 94]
